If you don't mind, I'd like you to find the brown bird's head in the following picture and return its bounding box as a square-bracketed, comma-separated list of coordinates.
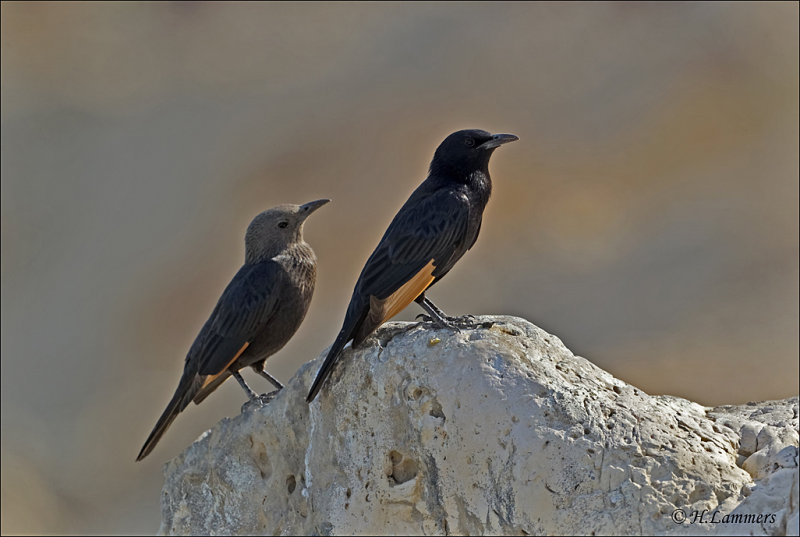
[430, 129, 518, 179]
[245, 199, 329, 262]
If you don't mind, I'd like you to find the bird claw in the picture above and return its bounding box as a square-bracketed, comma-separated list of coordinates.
[414, 311, 491, 332]
[413, 313, 462, 333]
[446, 322, 463, 333]
[259, 389, 280, 403]
[240, 390, 280, 413]
[453, 314, 480, 326]
[452, 315, 494, 329]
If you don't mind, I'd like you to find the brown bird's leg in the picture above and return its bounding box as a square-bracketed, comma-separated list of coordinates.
[235, 369, 278, 413]
[251, 364, 284, 391]
[232, 370, 259, 401]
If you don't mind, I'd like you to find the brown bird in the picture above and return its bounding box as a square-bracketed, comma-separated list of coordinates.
[137, 199, 329, 461]
[307, 129, 517, 402]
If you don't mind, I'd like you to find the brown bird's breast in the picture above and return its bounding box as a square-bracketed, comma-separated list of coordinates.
[238, 243, 317, 365]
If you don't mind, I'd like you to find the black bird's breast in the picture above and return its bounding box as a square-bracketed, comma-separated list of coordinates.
[430, 170, 491, 279]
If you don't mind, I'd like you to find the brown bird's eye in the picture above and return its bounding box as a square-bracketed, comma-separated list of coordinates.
[464, 137, 475, 147]
[278, 221, 289, 228]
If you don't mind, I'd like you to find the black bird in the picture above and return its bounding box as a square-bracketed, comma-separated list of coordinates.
[137, 199, 329, 461]
[306, 129, 517, 402]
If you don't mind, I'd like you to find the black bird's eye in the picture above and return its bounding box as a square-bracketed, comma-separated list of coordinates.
[464, 137, 475, 147]
[278, 221, 289, 229]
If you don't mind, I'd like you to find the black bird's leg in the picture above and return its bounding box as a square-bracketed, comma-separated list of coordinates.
[414, 294, 460, 331]
[251, 364, 284, 391]
[420, 296, 449, 320]
[232, 370, 259, 400]
[415, 295, 480, 328]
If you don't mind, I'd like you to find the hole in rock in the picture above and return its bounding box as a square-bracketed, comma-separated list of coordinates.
[387, 450, 419, 485]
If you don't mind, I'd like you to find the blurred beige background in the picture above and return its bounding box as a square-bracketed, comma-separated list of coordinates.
[1, 2, 797, 534]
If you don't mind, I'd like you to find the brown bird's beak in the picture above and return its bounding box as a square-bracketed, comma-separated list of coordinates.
[478, 133, 519, 150]
[300, 198, 330, 217]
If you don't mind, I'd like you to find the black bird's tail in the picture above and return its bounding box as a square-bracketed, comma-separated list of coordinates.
[136, 370, 201, 461]
[306, 327, 352, 403]
[307, 300, 369, 403]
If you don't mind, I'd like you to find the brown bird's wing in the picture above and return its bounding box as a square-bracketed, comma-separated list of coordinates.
[136, 260, 283, 461]
[189, 260, 285, 393]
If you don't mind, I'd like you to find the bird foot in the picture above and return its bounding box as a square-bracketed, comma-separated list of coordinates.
[414, 313, 493, 330]
[453, 314, 495, 329]
[413, 313, 462, 333]
[240, 390, 280, 413]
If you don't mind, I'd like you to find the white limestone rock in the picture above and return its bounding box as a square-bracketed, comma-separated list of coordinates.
[157, 316, 799, 536]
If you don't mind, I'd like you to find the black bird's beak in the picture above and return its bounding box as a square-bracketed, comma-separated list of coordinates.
[300, 198, 330, 217]
[478, 133, 519, 150]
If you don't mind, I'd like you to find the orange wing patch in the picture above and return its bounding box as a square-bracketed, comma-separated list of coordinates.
[371, 259, 436, 325]
[199, 341, 250, 390]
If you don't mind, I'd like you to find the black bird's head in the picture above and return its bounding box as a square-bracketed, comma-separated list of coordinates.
[245, 198, 329, 262]
[429, 129, 518, 179]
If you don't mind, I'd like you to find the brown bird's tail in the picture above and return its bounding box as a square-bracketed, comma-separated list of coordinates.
[191, 371, 231, 405]
[136, 370, 202, 461]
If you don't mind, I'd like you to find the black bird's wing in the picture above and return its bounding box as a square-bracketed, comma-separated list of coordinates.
[306, 186, 471, 402]
[355, 187, 472, 327]
[137, 260, 283, 461]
